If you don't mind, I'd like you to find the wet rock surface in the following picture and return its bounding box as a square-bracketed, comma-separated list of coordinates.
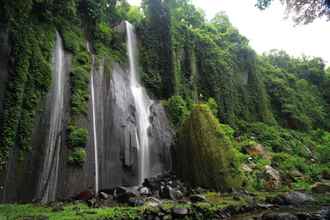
[69, 175, 330, 220]
[311, 182, 330, 193]
[269, 192, 314, 206]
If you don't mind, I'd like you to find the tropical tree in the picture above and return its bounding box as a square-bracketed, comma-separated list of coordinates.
[256, 0, 330, 24]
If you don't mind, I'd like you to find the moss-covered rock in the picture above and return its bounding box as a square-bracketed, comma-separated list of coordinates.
[174, 104, 243, 191]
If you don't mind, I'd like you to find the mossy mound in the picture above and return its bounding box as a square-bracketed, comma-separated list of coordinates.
[174, 104, 242, 191]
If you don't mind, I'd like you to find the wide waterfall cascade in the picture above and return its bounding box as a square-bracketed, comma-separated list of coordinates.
[126, 21, 153, 184]
[87, 43, 100, 194]
[37, 32, 65, 203]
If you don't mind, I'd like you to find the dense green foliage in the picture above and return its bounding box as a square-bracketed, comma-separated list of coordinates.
[0, 0, 131, 169]
[68, 147, 87, 166]
[0, 22, 55, 170]
[175, 104, 243, 191]
[165, 95, 189, 127]
[256, 0, 330, 24]
[0, 0, 329, 193]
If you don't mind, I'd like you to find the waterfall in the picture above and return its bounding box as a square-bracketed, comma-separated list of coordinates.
[87, 43, 99, 194]
[126, 21, 153, 184]
[37, 32, 65, 203]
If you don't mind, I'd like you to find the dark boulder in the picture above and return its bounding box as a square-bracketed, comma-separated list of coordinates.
[190, 194, 207, 203]
[262, 212, 298, 220]
[113, 187, 138, 203]
[128, 197, 145, 206]
[172, 207, 189, 218]
[269, 192, 314, 205]
[99, 192, 109, 200]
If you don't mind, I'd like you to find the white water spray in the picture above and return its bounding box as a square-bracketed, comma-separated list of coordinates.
[126, 21, 153, 184]
[87, 43, 100, 194]
[37, 32, 65, 203]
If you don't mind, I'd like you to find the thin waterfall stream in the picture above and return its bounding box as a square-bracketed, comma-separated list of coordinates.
[87, 43, 100, 194]
[37, 32, 65, 203]
[126, 21, 153, 184]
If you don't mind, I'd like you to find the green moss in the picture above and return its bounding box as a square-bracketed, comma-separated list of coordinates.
[0, 23, 55, 170]
[175, 104, 243, 191]
[60, 22, 91, 167]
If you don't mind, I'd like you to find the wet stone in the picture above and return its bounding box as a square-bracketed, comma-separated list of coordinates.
[172, 207, 189, 218]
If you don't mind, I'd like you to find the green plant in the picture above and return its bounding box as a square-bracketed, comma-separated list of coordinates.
[207, 97, 218, 116]
[68, 148, 86, 166]
[175, 104, 243, 191]
[166, 95, 189, 127]
[68, 126, 88, 149]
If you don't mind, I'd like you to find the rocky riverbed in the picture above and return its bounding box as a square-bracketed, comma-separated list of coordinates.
[1, 174, 329, 220]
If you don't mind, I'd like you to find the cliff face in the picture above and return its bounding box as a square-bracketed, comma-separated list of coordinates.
[0, 29, 174, 203]
[88, 59, 173, 190]
[0, 26, 9, 127]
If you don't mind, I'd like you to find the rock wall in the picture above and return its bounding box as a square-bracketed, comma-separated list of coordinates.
[0, 26, 9, 125]
[92, 61, 174, 189]
[0, 33, 173, 202]
[1, 39, 72, 203]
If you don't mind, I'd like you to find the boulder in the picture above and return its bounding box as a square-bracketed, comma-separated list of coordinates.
[87, 198, 97, 207]
[99, 192, 109, 200]
[246, 144, 267, 157]
[172, 207, 189, 218]
[264, 165, 281, 190]
[190, 194, 207, 203]
[113, 186, 138, 203]
[283, 192, 314, 205]
[160, 185, 183, 200]
[311, 182, 330, 193]
[270, 192, 314, 205]
[128, 197, 145, 206]
[262, 212, 298, 220]
[145, 197, 162, 207]
[139, 187, 151, 196]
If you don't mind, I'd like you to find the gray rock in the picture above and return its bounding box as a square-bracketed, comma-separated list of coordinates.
[145, 197, 162, 207]
[282, 192, 314, 205]
[99, 192, 109, 200]
[128, 197, 145, 206]
[190, 194, 207, 203]
[172, 207, 189, 217]
[161, 185, 183, 200]
[139, 187, 151, 196]
[263, 165, 281, 189]
[262, 212, 298, 220]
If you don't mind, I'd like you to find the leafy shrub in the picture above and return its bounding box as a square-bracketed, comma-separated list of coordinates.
[70, 66, 89, 115]
[175, 104, 243, 191]
[166, 95, 189, 127]
[68, 148, 86, 167]
[207, 97, 218, 116]
[271, 153, 307, 173]
[68, 126, 88, 149]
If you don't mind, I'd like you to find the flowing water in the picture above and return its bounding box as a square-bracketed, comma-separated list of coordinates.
[37, 32, 65, 203]
[87, 43, 100, 194]
[126, 22, 153, 184]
